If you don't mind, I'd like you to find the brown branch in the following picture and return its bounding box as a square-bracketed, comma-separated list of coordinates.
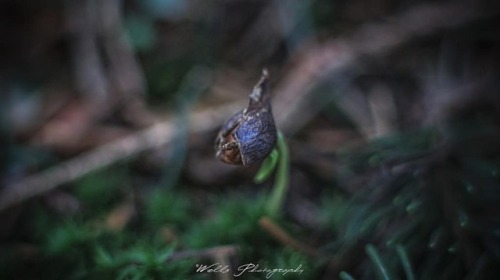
[66, 0, 109, 106]
[272, 1, 498, 134]
[98, 0, 146, 99]
[0, 103, 243, 211]
[259, 216, 318, 257]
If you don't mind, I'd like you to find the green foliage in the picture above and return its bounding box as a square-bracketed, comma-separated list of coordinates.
[365, 244, 395, 280]
[324, 121, 500, 279]
[29, 216, 199, 279]
[319, 193, 351, 235]
[184, 193, 270, 252]
[73, 166, 129, 216]
[264, 247, 318, 280]
[337, 128, 438, 172]
[45, 221, 97, 255]
[92, 244, 196, 280]
[145, 189, 192, 230]
[3, 153, 321, 280]
[396, 244, 415, 280]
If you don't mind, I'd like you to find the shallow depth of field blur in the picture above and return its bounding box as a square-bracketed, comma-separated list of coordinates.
[1, 0, 500, 279]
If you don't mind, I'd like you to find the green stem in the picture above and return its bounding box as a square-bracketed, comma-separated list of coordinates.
[265, 131, 290, 218]
[254, 149, 279, 184]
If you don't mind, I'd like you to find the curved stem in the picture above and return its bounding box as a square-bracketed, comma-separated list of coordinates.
[265, 131, 290, 218]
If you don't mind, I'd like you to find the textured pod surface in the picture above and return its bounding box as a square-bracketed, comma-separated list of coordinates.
[215, 70, 277, 166]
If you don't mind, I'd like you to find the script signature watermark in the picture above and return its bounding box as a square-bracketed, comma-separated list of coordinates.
[195, 263, 304, 279]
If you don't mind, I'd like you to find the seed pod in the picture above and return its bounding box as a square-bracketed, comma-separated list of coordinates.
[215, 69, 277, 166]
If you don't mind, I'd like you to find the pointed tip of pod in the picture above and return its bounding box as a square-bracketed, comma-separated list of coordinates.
[262, 68, 269, 78]
[256, 68, 269, 89]
[250, 69, 270, 103]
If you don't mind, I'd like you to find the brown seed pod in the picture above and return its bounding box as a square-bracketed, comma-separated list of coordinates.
[215, 69, 277, 166]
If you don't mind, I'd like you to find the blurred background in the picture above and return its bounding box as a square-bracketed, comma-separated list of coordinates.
[1, 0, 500, 279]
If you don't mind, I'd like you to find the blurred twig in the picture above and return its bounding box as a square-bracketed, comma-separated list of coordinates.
[259, 216, 318, 257]
[0, 102, 243, 211]
[98, 0, 146, 99]
[273, 1, 499, 134]
[67, 0, 150, 126]
[230, 0, 314, 66]
[67, 0, 109, 106]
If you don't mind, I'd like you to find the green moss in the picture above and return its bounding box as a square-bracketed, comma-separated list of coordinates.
[145, 189, 193, 230]
[184, 194, 269, 252]
[73, 166, 130, 216]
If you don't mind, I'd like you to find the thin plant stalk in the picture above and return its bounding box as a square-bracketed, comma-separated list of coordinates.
[265, 131, 290, 218]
